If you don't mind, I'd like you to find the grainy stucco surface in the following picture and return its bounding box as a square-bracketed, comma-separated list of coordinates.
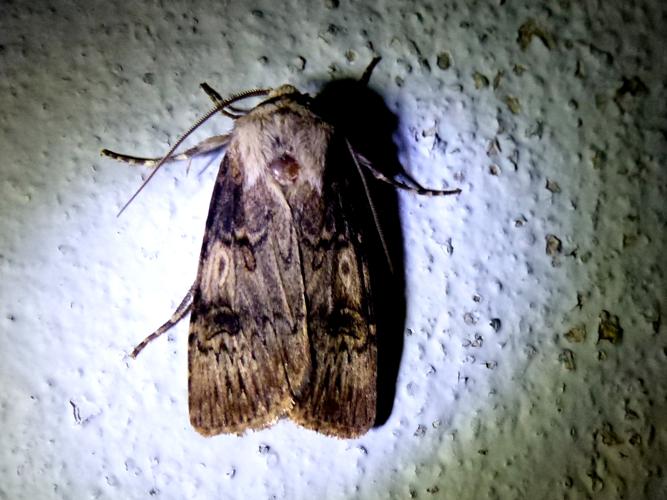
[1, 1, 665, 499]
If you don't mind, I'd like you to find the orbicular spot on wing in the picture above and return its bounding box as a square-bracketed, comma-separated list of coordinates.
[217, 252, 227, 276]
[240, 242, 256, 271]
[335, 246, 359, 296]
[340, 258, 351, 277]
[200, 241, 230, 303]
[269, 153, 301, 185]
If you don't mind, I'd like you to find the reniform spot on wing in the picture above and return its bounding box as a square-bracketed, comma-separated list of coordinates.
[210, 307, 241, 337]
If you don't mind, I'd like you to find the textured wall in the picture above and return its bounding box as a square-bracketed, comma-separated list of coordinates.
[1, 0, 665, 498]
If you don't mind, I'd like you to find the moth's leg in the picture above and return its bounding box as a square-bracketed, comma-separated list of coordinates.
[200, 82, 248, 117]
[360, 56, 382, 85]
[130, 284, 195, 358]
[102, 134, 231, 168]
[346, 141, 461, 196]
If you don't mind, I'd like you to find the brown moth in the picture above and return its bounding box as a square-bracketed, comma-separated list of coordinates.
[103, 59, 459, 437]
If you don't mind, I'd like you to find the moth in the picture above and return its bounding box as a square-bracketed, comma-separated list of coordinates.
[103, 58, 460, 437]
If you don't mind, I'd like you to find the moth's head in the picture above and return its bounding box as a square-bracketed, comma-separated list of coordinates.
[267, 84, 301, 99]
[261, 85, 311, 108]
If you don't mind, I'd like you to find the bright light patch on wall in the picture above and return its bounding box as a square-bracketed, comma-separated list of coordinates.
[1, 0, 665, 498]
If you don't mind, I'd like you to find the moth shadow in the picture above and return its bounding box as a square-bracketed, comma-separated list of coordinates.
[313, 79, 408, 428]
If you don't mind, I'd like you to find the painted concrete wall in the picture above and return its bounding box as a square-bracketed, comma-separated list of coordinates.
[1, 0, 665, 498]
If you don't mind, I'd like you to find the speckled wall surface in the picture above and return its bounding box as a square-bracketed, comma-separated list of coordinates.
[1, 0, 665, 498]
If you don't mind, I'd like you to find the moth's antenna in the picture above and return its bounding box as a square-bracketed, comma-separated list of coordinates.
[348, 56, 392, 270]
[116, 88, 271, 217]
[200, 83, 247, 118]
[346, 139, 394, 274]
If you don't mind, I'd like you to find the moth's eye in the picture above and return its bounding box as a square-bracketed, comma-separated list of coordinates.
[269, 153, 301, 185]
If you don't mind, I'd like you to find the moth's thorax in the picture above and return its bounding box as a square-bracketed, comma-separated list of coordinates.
[231, 95, 332, 194]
